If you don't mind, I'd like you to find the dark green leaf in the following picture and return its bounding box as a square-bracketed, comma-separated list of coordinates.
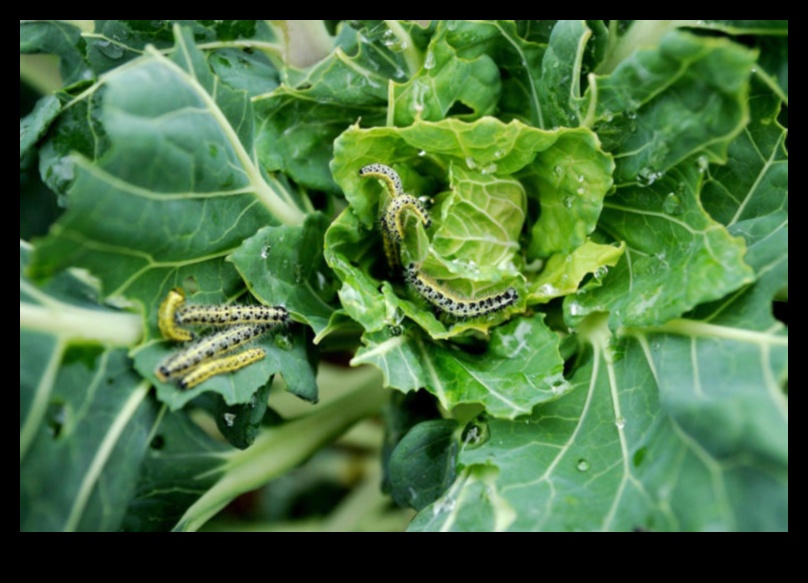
[588, 30, 756, 185]
[20, 241, 155, 532]
[389, 419, 459, 510]
[20, 21, 90, 85]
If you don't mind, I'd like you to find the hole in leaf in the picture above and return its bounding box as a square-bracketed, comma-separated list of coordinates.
[150, 435, 166, 450]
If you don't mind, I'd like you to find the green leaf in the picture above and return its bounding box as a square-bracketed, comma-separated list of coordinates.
[570, 161, 755, 328]
[214, 381, 273, 450]
[253, 21, 411, 193]
[535, 20, 594, 129]
[352, 313, 566, 419]
[32, 27, 305, 308]
[527, 239, 624, 303]
[381, 391, 443, 495]
[587, 30, 756, 185]
[20, 21, 90, 86]
[410, 312, 787, 532]
[389, 419, 459, 510]
[328, 117, 613, 337]
[231, 213, 337, 337]
[390, 21, 500, 125]
[20, 241, 155, 532]
[20, 95, 61, 161]
[122, 408, 231, 532]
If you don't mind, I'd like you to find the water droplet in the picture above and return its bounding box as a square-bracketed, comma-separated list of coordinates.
[626, 109, 638, 120]
[382, 29, 406, 52]
[293, 263, 306, 284]
[577, 459, 590, 472]
[260, 245, 271, 259]
[223, 413, 236, 427]
[663, 193, 683, 215]
[95, 40, 125, 60]
[602, 109, 614, 122]
[494, 149, 505, 159]
[554, 165, 564, 176]
[418, 149, 427, 157]
[465, 156, 478, 170]
[423, 50, 436, 70]
[563, 196, 574, 208]
[462, 414, 490, 448]
[388, 324, 403, 336]
[576, 187, 585, 196]
[538, 283, 559, 297]
[480, 162, 497, 175]
[274, 334, 293, 350]
[637, 167, 663, 187]
[568, 302, 584, 316]
[697, 155, 709, 173]
[577, 174, 585, 183]
[615, 416, 626, 429]
[593, 265, 608, 281]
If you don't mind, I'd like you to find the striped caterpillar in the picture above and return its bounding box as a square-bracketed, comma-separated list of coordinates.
[157, 287, 288, 342]
[177, 348, 267, 390]
[359, 163, 431, 270]
[155, 323, 270, 382]
[406, 263, 518, 319]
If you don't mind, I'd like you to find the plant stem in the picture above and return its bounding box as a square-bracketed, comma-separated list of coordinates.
[173, 373, 388, 532]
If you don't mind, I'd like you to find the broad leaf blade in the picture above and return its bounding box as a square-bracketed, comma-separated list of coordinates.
[410, 315, 787, 531]
[352, 314, 566, 419]
[20, 241, 155, 532]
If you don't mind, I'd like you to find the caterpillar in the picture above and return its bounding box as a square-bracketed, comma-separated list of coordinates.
[176, 304, 289, 328]
[360, 163, 432, 271]
[359, 163, 403, 197]
[158, 288, 193, 342]
[155, 323, 270, 382]
[406, 263, 518, 319]
[380, 194, 432, 270]
[177, 348, 266, 390]
[383, 195, 432, 241]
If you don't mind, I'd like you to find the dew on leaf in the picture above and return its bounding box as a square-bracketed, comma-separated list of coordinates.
[637, 167, 663, 187]
[615, 416, 626, 429]
[554, 165, 564, 176]
[424, 50, 436, 70]
[663, 193, 683, 215]
[697, 155, 710, 173]
[260, 245, 271, 259]
[95, 40, 125, 60]
[223, 413, 236, 427]
[538, 283, 559, 297]
[465, 156, 478, 170]
[462, 414, 490, 449]
[593, 265, 609, 281]
[274, 334, 293, 350]
[576, 459, 590, 472]
[563, 196, 574, 208]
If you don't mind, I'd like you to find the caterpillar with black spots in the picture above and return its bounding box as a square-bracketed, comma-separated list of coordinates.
[155, 323, 270, 382]
[177, 348, 267, 390]
[406, 263, 518, 318]
[157, 287, 288, 342]
[359, 163, 432, 270]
